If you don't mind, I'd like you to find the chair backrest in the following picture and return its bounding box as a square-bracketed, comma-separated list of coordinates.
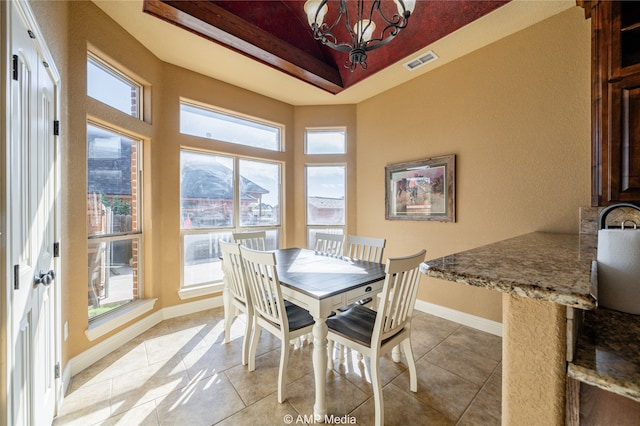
[233, 231, 267, 251]
[240, 246, 288, 334]
[373, 249, 426, 346]
[346, 235, 386, 263]
[219, 241, 250, 304]
[314, 232, 344, 257]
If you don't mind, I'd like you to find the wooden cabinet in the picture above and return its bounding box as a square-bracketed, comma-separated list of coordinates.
[591, 1, 640, 205]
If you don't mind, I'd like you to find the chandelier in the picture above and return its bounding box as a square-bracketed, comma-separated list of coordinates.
[304, 0, 416, 72]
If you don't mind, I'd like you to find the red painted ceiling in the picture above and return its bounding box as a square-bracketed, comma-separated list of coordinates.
[143, 0, 510, 94]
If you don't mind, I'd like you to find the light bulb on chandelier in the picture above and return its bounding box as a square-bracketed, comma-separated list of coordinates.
[304, 0, 416, 71]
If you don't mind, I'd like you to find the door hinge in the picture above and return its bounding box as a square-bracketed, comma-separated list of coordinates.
[12, 55, 18, 80]
[27, 30, 35, 39]
[53, 120, 60, 136]
[54, 362, 60, 379]
[14, 264, 19, 290]
[53, 242, 60, 258]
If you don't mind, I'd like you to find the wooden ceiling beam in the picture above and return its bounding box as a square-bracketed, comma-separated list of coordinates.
[143, 0, 344, 94]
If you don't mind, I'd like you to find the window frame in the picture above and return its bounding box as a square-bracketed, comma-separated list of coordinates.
[179, 149, 283, 296]
[304, 127, 347, 155]
[305, 163, 347, 248]
[179, 100, 284, 152]
[87, 52, 143, 119]
[86, 121, 144, 322]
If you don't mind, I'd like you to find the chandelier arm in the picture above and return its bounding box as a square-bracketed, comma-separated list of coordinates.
[362, 31, 401, 52]
[362, 20, 409, 51]
[306, 0, 414, 72]
[312, 0, 356, 53]
[374, 12, 408, 29]
[372, 0, 410, 29]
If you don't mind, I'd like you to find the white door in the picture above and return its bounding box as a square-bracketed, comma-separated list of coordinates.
[7, 1, 59, 424]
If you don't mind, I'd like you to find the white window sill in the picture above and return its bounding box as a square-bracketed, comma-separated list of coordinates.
[178, 282, 224, 300]
[85, 298, 158, 342]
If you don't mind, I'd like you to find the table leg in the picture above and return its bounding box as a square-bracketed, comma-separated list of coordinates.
[312, 316, 328, 422]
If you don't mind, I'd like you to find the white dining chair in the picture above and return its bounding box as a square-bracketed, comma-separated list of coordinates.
[240, 246, 316, 403]
[220, 241, 253, 365]
[342, 235, 386, 309]
[326, 249, 426, 426]
[346, 235, 386, 263]
[314, 232, 344, 257]
[232, 230, 268, 251]
[330, 235, 387, 363]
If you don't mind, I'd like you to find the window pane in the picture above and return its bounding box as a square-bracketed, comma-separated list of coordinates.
[306, 166, 345, 225]
[87, 124, 140, 237]
[87, 56, 140, 118]
[306, 129, 346, 154]
[183, 229, 279, 287]
[180, 103, 281, 151]
[239, 159, 281, 227]
[88, 237, 140, 320]
[180, 151, 234, 229]
[183, 231, 231, 287]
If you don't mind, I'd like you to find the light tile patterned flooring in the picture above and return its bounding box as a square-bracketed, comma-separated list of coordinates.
[54, 308, 502, 425]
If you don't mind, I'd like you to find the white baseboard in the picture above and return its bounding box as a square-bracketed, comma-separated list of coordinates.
[414, 300, 503, 337]
[162, 296, 222, 320]
[67, 296, 499, 382]
[56, 359, 73, 416]
[68, 296, 223, 377]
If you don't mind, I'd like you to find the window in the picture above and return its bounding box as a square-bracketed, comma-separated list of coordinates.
[87, 54, 142, 118]
[305, 128, 346, 154]
[180, 150, 281, 288]
[306, 165, 346, 248]
[179, 102, 282, 151]
[87, 123, 142, 320]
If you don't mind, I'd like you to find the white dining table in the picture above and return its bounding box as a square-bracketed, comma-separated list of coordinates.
[223, 247, 386, 421]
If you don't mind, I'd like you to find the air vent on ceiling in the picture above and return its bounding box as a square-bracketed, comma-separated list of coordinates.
[403, 50, 438, 71]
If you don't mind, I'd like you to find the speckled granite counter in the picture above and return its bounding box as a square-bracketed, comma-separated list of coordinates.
[420, 231, 599, 424]
[568, 308, 640, 402]
[420, 232, 597, 309]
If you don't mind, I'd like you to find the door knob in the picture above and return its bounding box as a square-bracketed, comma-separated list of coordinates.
[35, 269, 56, 286]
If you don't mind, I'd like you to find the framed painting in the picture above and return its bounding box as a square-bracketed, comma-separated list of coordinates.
[385, 154, 455, 222]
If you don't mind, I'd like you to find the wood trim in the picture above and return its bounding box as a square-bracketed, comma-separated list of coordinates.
[143, 0, 344, 94]
[576, 0, 596, 20]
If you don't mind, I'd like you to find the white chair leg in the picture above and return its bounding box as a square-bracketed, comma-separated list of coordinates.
[401, 339, 417, 392]
[339, 343, 346, 363]
[371, 356, 384, 426]
[223, 283, 232, 344]
[224, 309, 232, 345]
[391, 345, 402, 363]
[248, 323, 260, 372]
[241, 314, 252, 366]
[278, 336, 290, 403]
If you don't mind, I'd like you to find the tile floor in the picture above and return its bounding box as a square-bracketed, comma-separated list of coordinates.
[54, 308, 502, 425]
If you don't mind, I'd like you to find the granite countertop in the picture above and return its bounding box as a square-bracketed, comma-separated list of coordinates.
[568, 308, 640, 402]
[421, 232, 597, 309]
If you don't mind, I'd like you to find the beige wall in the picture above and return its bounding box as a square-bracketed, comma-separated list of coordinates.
[29, 1, 591, 365]
[356, 6, 591, 322]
